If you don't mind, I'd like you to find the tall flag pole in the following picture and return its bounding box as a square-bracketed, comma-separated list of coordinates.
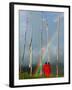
[40, 29, 43, 76]
[28, 12, 32, 77]
[56, 16, 60, 77]
[43, 18, 50, 63]
[21, 30, 26, 73]
[21, 15, 27, 73]
[40, 12, 43, 76]
[21, 13, 28, 75]
[45, 20, 50, 63]
[29, 36, 32, 76]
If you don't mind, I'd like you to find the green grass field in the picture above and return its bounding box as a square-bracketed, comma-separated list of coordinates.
[19, 72, 64, 79]
[19, 63, 64, 79]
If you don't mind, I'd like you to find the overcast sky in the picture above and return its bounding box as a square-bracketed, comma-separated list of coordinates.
[19, 10, 64, 66]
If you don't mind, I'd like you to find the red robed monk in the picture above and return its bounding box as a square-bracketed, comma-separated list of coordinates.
[42, 62, 51, 77]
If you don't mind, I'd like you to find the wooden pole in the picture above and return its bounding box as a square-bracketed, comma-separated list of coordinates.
[46, 22, 50, 63]
[29, 37, 32, 76]
[21, 26, 26, 73]
[40, 12, 43, 76]
[56, 16, 60, 77]
[28, 12, 32, 76]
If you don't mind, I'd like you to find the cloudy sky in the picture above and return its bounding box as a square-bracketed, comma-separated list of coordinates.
[19, 10, 64, 66]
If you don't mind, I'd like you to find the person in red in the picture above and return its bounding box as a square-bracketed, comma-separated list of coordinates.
[42, 62, 51, 77]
